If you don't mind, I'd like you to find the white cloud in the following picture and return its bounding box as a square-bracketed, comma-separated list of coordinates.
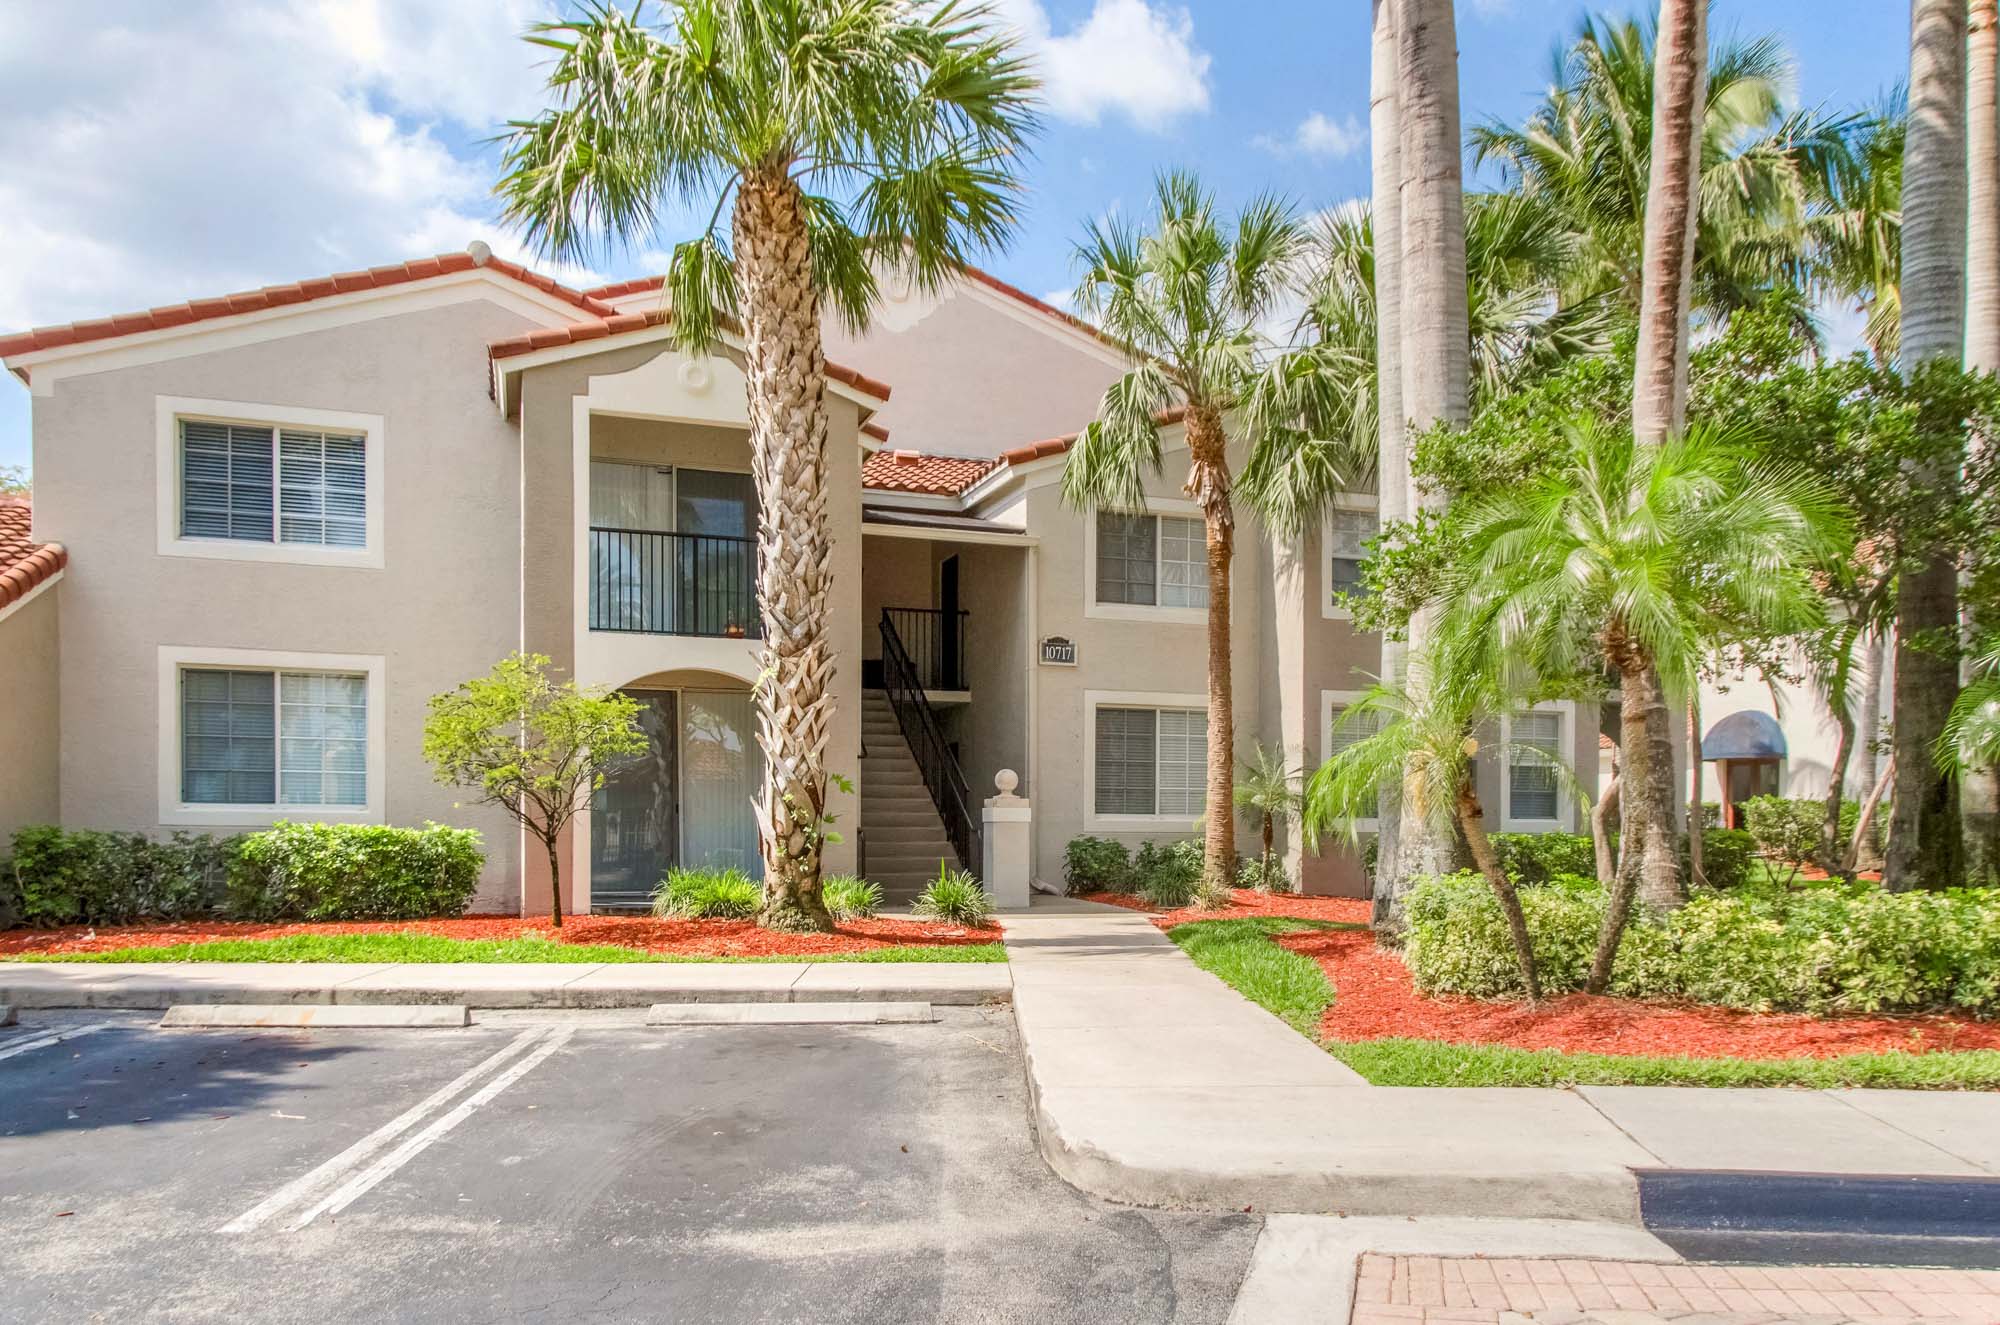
[1039, 288, 1077, 312]
[1255, 112, 1367, 160]
[0, 0, 581, 338]
[992, 0, 1212, 131]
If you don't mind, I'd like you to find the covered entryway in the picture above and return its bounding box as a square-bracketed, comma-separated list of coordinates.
[1703, 709, 1787, 830]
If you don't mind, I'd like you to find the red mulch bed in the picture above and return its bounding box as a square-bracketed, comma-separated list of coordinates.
[1078, 888, 1372, 927]
[1279, 926, 2000, 1059]
[1083, 888, 2000, 1059]
[0, 913, 998, 960]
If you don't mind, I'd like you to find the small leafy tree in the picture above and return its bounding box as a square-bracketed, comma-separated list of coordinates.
[423, 653, 645, 928]
[0, 464, 29, 497]
[1233, 744, 1304, 893]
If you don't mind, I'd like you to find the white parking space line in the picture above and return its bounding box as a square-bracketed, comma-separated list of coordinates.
[0, 1021, 118, 1063]
[285, 1026, 575, 1230]
[221, 1028, 545, 1235]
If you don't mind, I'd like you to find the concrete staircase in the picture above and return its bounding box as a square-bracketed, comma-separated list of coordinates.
[861, 690, 960, 904]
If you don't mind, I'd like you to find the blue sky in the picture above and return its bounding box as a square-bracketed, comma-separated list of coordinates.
[0, 0, 1908, 475]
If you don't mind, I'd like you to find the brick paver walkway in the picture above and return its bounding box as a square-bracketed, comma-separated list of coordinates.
[1351, 1255, 2000, 1323]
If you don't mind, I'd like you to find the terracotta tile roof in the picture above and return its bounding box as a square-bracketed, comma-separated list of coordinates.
[485, 306, 892, 402]
[861, 450, 996, 496]
[997, 406, 1188, 467]
[0, 249, 617, 364]
[1599, 732, 1616, 751]
[0, 498, 66, 611]
[582, 262, 1116, 348]
[862, 421, 890, 443]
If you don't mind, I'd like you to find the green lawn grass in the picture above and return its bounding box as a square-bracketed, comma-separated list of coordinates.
[8, 933, 1007, 965]
[1165, 915, 2000, 1090]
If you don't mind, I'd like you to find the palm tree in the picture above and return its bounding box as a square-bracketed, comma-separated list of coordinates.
[1369, 0, 1408, 901]
[1632, 0, 1707, 446]
[1808, 97, 1905, 366]
[1061, 171, 1309, 893]
[1391, 0, 1471, 906]
[1472, 14, 1852, 327]
[1442, 417, 1843, 991]
[1234, 744, 1306, 892]
[1303, 640, 1553, 1001]
[1886, 0, 1969, 892]
[1965, 0, 1999, 881]
[496, 0, 1036, 932]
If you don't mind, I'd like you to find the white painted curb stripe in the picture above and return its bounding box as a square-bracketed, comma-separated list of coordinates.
[0, 1021, 117, 1062]
[285, 1026, 574, 1230]
[221, 1028, 543, 1234]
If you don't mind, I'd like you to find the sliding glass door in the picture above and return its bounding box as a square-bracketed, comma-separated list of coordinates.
[680, 690, 763, 874]
[588, 461, 759, 636]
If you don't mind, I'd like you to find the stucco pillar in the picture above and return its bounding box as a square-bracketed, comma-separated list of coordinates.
[981, 769, 1032, 910]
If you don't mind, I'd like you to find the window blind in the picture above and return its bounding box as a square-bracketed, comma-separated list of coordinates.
[279, 672, 368, 805]
[181, 667, 366, 808]
[1094, 706, 1157, 814]
[1095, 512, 1158, 605]
[1158, 516, 1208, 608]
[1511, 711, 1562, 820]
[181, 421, 275, 542]
[1155, 707, 1207, 815]
[1327, 507, 1378, 598]
[278, 429, 367, 548]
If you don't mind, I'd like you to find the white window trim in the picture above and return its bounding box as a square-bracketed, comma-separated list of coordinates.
[1321, 689, 1380, 831]
[1083, 688, 1210, 829]
[1321, 491, 1379, 621]
[1500, 700, 1576, 831]
[157, 645, 387, 826]
[155, 396, 386, 568]
[1084, 498, 1208, 625]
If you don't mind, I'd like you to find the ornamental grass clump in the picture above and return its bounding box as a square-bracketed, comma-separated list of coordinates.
[822, 875, 882, 921]
[1134, 839, 1206, 908]
[913, 868, 993, 926]
[652, 868, 763, 920]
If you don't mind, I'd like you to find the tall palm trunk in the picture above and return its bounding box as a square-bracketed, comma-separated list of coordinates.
[1456, 778, 1540, 1002]
[1821, 666, 1861, 874]
[1687, 691, 1705, 887]
[1593, 759, 1622, 884]
[1848, 627, 1886, 801]
[1887, 0, 1969, 893]
[1616, 0, 1709, 912]
[1592, 631, 1678, 992]
[1369, 0, 1408, 926]
[1390, 0, 1469, 902]
[1964, 0, 2000, 881]
[1185, 404, 1238, 890]
[736, 169, 836, 933]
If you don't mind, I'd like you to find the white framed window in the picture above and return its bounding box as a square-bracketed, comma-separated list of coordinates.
[1501, 701, 1573, 830]
[156, 397, 384, 567]
[1085, 690, 1209, 826]
[157, 646, 386, 825]
[1320, 689, 1385, 830]
[1323, 494, 1379, 620]
[1086, 501, 1207, 623]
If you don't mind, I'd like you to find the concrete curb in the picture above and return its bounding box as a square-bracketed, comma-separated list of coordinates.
[0, 962, 1011, 1011]
[0, 1004, 14, 1026]
[160, 1003, 471, 1028]
[645, 1002, 936, 1025]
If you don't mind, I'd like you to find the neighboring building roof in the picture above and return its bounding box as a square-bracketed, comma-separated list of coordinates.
[998, 406, 1189, 468]
[0, 498, 66, 612]
[0, 248, 617, 362]
[860, 506, 1027, 536]
[1599, 732, 1616, 751]
[1702, 710, 1788, 761]
[861, 449, 996, 496]
[484, 306, 892, 403]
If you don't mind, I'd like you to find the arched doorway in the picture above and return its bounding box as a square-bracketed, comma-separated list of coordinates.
[590, 670, 763, 910]
[1702, 710, 1787, 830]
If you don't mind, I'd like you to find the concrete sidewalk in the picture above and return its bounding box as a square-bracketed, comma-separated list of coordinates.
[0, 959, 1011, 1010]
[1000, 897, 2000, 1223]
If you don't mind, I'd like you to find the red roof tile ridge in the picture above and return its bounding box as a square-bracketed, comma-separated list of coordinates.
[0, 249, 619, 362]
[0, 500, 67, 610]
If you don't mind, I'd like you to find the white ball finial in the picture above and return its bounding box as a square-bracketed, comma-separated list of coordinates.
[466, 239, 493, 266]
[994, 768, 1019, 795]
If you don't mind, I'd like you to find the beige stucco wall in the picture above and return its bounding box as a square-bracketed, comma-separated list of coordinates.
[29, 298, 536, 910]
[824, 279, 1126, 457]
[0, 584, 61, 848]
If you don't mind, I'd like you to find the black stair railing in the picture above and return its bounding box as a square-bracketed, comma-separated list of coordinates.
[883, 607, 970, 691]
[878, 609, 980, 875]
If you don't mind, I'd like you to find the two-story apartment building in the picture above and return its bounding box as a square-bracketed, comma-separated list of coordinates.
[0, 244, 1597, 915]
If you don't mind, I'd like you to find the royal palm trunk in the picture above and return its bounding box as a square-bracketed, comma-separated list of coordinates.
[1369, 0, 1407, 924]
[1887, 0, 1969, 892]
[1389, 0, 1470, 907]
[1964, 0, 2000, 879]
[1631, 0, 1707, 448]
[1184, 404, 1237, 890]
[735, 169, 837, 932]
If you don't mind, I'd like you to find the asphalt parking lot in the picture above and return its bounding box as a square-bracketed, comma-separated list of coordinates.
[0, 1007, 1258, 1325]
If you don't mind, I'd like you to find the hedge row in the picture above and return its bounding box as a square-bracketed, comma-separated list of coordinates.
[1487, 829, 1757, 890]
[1405, 872, 2000, 1017]
[2, 823, 485, 928]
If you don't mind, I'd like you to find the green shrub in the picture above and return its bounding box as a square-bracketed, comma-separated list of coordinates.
[913, 867, 994, 925]
[1403, 872, 2000, 1016]
[1740, 796, 1823, 876]
[652, 867, 762, 920]
[823, 874, 882, 921]
[1690, 828, 1758, 889]
[1134, 838, 1205, 908]
[1062, 836, 1135, 893]
[1488, 832, 1597, 884]
[228, 823, 484, 921]
[6, 827, 237, 927]
[1238, 853, 1290, 893]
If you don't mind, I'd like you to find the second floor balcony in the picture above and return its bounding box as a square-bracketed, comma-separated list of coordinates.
[588, 526, 760, 639]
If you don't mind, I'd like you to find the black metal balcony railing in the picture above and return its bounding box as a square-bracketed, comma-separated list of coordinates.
[588, 527, 761, 638]
[884, 607, 969, 691]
